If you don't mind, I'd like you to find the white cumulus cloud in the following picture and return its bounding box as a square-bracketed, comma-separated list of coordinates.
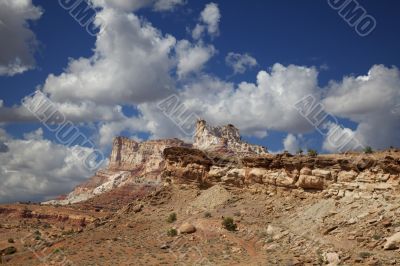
[283, 134, 300, 154]
[176, 40, 216, 78]
[323, 65, 400, 150]
[91, 0, 185, 12]
[42, 8, 176, 105]
[0, 128, 98, 203]
[200, 2, 221, 37]
[192, 2, 221, 40]
[225, 52, 258, 74]
[0, 0, 42, 76]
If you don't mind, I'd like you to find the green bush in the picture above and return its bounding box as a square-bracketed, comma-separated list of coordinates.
[222, 217, 237, 231]
[167, 228, 177, 237]
[307, 149, 318, 157]
[167, 213, 177, 223]
[364, 146, 373, 154]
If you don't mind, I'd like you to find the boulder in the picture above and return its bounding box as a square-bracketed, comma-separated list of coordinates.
[324, 252, 340, 266]
[247, 168, 268, 184]
[337, 170, 358, 182]
[296, 175, 324, 190]
[312, 169, 332, 179]
[300, 167, 312, 175]
[384, 232, 400, 250]
[179, 223, 196, 234]
[275, 171, 295, 188]
[222, 169, 245, 185]
[208, 166, 229, 179]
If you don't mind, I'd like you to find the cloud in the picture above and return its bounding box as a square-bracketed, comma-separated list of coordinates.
[153, 0, 185, 11]
[176, 40, 216, 78]
[91, 0, 185, 12]
[323, 65, 400, 150]
[0, 92, 126, 123]
[97, 116, 145, 148]
[0, 128, 97, 203]
[200, 3, 221, 37]
[192, 2, 221, 40]
[191, 24, 205, 40]
[0, 0, 42, 76]
[178, 64, 320, 135]
[23, 128, 43, 141]
[0, 128, 9, 153]
[321, 122, 359, 153]
[42, 8, 176, 105]
[225, 52, 258, 74]
[137, 64, 320, 140]
[283, 134, 300, 154]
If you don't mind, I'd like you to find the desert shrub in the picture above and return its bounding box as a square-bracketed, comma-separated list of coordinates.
[7, 238, 14, 243]
[167, 228, 177, 237]
[358, 251, 372, 258]
[364, 146, 373, 154]
[307, 149, 318, 157]
[222, 217, 237, 231]
[372, 234, 382, 240]
[53, 249, 61, 254]
[204, 212, 212, 218]
[167, 213, 177, 223]
[2, 246, 17, 255]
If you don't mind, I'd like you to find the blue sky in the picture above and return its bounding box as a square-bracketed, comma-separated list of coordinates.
[0, 0, 399, 202]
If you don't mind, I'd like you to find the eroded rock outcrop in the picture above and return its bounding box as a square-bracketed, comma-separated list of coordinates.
[163, 147, 400, 200]
[47, 120, 400, 205]
[194, 120, 268, 155]
[46, 137, 190, 204]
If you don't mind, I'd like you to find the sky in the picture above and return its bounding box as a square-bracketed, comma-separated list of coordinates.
[0, 0, 399, 203]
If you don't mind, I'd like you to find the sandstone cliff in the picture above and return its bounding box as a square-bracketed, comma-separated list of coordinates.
[47, 120, 270, 204]
[47, 137, 190, 204]
[193, 120, 268, 155]
[163, 147, 400, 199]
[47, 121, 400, 205]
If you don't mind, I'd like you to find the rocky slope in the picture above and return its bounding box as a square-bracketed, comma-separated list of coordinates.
[1, 121, 400, 265]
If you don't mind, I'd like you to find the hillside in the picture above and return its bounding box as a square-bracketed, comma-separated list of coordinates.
[1, 120, 400, 265]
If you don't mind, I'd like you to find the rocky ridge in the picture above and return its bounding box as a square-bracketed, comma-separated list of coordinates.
[193, 120, 268, 155]
[47, 120, 400, 205]
[48, 120, 269, 204]
[163, 147, 400, 200]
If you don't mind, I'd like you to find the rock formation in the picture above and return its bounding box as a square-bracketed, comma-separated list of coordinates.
[193, 120, 268, 155]
[163, 147, 400, 200]
[46, 137, 190, 204]
[46, 120, 400, 205]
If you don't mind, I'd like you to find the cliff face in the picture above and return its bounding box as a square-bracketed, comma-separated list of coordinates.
[46, 120, 400, 205]
[193, 120, 268, 155]
[162, 147, 400, 199]
[108, 137, 189, 173]
[49, 137, 190, 204]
